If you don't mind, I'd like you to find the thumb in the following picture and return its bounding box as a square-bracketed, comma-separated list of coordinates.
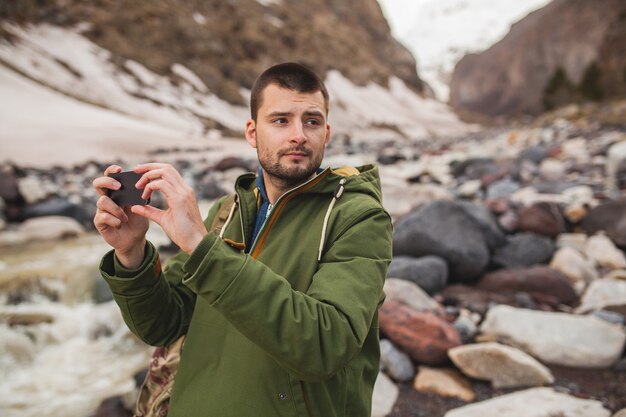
[131, 205, 163, 225]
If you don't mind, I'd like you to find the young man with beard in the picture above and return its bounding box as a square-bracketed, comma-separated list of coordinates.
[93, 62, 392, 417]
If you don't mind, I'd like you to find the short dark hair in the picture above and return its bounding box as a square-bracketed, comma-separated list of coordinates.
[250, 62, 329, 121]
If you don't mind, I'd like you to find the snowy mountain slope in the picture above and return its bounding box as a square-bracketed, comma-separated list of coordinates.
[378, 0, 552, 101]
[0, 23, 470, 167]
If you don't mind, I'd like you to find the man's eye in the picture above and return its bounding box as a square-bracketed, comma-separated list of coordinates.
[305, 119, 321, 126]
[272, 118, 288, 124]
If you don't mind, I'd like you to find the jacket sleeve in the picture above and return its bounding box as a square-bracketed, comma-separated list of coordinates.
[99, 197, 227, 347]
[181, 206, 393, 381]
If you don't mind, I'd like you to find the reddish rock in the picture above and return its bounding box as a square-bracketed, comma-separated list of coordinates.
[379, 300, 461, 365]
[580, 199, 626, 249]
[439, 285, 520, 315]
[477, 266, 578, 306]
[517, 202, 566, 238]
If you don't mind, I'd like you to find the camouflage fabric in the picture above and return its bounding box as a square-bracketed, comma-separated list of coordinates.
[134, 335, 185, 417]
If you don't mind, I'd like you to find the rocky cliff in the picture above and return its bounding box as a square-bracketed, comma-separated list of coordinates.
[0, 0, 422, 104]
[449, 0, 626, 118]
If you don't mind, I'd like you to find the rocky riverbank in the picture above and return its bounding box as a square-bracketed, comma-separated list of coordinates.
[1, 100, 625, 417]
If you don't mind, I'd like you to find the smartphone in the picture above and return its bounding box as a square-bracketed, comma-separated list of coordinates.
[107, 171, 150, 206]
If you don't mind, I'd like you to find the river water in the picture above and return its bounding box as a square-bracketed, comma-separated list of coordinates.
[0, 229, 174, 417]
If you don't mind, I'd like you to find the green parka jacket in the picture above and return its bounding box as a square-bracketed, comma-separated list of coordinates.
[100, 164, 393, 417]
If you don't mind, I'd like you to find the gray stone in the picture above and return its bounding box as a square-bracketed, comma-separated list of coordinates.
[453, 314, 478, 344]
[479, 305, 626, 368]
[486, 178, 520, 200]
[448, 342, 554, 389]
[393, 200, 490, 281]
[380, 339, 415, 382]
[491, 232, 556, 268]
[387, 256, 448, 294]
[371, 372, 398, 417]
[444, 387, 611, 417]
[592, 309, 625, 325]
[458, 201, 506, 252]
[383, 278, 443, 313]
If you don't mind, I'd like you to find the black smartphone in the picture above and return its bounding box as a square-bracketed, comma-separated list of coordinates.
[107, 171, 150, 206]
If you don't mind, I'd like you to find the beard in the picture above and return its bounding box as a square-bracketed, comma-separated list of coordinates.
[258, 144, 324, 188]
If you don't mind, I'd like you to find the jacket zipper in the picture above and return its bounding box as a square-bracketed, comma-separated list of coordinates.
[245, 169, 331, 259]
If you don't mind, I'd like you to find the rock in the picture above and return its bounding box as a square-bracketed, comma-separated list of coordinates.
[92, 278, 114, 304]
[383, 278, 443, 313]
[380, 339, 415, 382]
[371, 372, 398, 417]
[576, 278, 626, 314]
[584, 233, 626, 270]
[22, 197, 93, 227]
[439, 285, 518, 316]
[379, 300, 462, 365]
[556, 233, 588, 252]
[516, 202, 566, 238]
[413, 366, 474, 402]
[393, 201, 490, 281]
[386, 256, 448, 294]
[614, 408, 626, 417]
[212, 157, 253, 172]
[17, 216, 85, 241]
[518, 145, 550, 165]
[453, 312, 478, 343]
[0, 308, 55, 326]
[607, 141, 626, 190]
[539, 158, 567, 181]
[17, 175, 53, 204]
[448, 342, 554, 389]
[561, 137, 590, 163]
[549, 247, 598, 287]
[485, 178, 519, 200]
[458, 201, 506, 252]
[195, 175, 228, 200]
[0, 165, 21, 203]
[444, 387, 611, 417]
[477, 266, 578, 306]
[450, 158, 497, 180]
[479, 305, 626, 368]
[592, 309, 625, 325]
[457, 180, 482, 198]
[581, 199, 626, 248]
[491, 233, 556, 269]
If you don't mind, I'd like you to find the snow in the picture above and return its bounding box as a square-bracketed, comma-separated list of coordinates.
[378, 0, 552, 101]
[0, 22, 471, 168]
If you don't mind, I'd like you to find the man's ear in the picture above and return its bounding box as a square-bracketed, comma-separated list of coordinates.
[324, 123, 331, 147]
[245, 119, 257, 148]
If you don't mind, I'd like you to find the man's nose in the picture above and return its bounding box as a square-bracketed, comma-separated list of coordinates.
[288, 121, 306, 143]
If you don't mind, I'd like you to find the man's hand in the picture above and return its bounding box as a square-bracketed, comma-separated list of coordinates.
[93, 165, 149, 269]
[132, 163, 208, 255]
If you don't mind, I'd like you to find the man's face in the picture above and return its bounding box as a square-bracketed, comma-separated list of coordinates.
[245, 84, 330, 188]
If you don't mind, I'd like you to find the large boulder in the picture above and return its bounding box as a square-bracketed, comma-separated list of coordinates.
[477, 266, 579, 306]
[393, 201, 490, 281]
[448, 342, 554, 389]
[479, 305, 626, 368]
[444, 387, 611, 417]
[379, 300, 461, 365]
[491, 232, 556, 269]
[386, 256, 448, 294]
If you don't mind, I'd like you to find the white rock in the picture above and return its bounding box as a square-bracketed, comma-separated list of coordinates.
[576, 279, 626, 314]
[540, 158, 567, 181]
[479, 305, 626, 368]
[613, 408, 626, 417]
[457, 180, 482, 198]
[556, 233, 588, 252]
[449, 342, 554, 389]
[549, 247, 598, 287]
[444, 387, 611, 417]
[17, 175, 50, 204]
[584, 233, 626, 270]
[414, 366, 474, 402]
[371, 371, 398, 417]
[561, 137, 590, 163]
[383, 278, 442, 313]
[17, 216, 85, 242]
[607, 140, 626, 190]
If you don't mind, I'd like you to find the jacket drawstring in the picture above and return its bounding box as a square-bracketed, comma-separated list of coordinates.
[318, 178, 347, 261]
[219, 195, 238, 239]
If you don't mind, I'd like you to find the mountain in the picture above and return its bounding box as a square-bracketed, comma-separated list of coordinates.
[377, 0, 552, 101]
[449, 0, 626, 118]
[0, 0, 470, 167]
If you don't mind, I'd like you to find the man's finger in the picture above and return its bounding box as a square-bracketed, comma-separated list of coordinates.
[104, 165, 123, 176]
[96, 195, 128, 222]
[93, 177, 122, 197]
[94, 211, 122, 230]
[141, 179, 176, 201]
[131, 204, 163, 225]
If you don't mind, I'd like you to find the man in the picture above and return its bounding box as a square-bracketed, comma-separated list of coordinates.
[93, 62, 392, 417]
